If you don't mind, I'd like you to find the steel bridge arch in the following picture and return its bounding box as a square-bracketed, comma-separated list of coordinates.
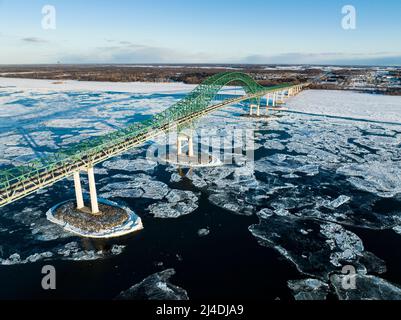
[152, 72, 264, 126]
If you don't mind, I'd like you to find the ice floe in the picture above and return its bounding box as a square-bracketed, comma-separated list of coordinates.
[249, 209, 384, 281]
[337, 161, 401, 198]
[103, 158, 158, 173]
[0, 241, 126, 265]
[116, 269, 189, 300]
[198, 228, 210, 237]
[330, 274, 401, 300]
[148, 189, 199, 219]
[288, 279, 330, 300]
[100, 174, 169, 200]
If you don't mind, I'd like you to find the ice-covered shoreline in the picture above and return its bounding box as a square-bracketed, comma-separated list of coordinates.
[287, 90, 401, 123]
[0, 77, 196, 94]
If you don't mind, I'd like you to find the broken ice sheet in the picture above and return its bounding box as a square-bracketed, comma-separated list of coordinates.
[263, 140, 286, 151]
[337, 161, 401, 198]
[170, 173, 183, 183]
[100, 174, 169, 200]
[209, 191, 254, 216]
[249, 209, 384, 281]
[330, 273, 401, 300]
[198, 228, 210, 237]
[323, 195, 351, 209]
[102, 158, 158, 173]
[205, 167, 260, 216]
[184, 171, 208, 189]
[116, 269, 189, 300]
[0, 196, 74, 241]
[255, 154, 320, 177]
[267, 184, 401, 231]
[287, 279, 330, 300]
[148, 189, 199, 219]
[0, 241, 126, 265]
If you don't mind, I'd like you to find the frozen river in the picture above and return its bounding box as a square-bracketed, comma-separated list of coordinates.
[1, 78, 401, 300]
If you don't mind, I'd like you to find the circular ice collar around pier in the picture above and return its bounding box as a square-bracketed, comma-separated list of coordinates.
[46, 198, 143, 239]
[158, 152, 222, 168]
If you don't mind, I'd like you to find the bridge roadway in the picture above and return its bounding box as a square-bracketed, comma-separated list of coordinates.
[0, 74, 307, 210]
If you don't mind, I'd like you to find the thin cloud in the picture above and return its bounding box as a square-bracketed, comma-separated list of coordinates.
[21, 37, 48, 44]
[61, 43, 213, 64]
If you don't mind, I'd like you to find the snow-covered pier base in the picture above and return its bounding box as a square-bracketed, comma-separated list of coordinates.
[46, 198, 143, 239]
[159, 151, 222, 168]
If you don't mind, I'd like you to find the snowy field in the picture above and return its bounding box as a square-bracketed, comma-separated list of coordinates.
[1, 81, 401, 300]
[289, 90, 401, 123]
[0, 77, 196, 94]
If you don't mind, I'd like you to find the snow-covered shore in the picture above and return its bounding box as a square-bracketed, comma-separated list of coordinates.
[0, 77, 196, 94]
[288, 90, 401, 123]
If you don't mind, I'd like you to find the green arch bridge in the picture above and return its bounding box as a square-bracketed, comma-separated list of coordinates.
[0, 72, 308, 210]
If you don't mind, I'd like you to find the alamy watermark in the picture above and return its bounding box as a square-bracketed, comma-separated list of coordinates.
[341, 265, 357, 290]
[145, 128, 256, 168]
[41, 265, 56, 290]
[342, 5, 356, 30]
[41, 5, 56, 30]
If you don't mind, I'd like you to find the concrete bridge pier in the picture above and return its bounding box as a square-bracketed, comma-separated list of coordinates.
[87, 166, 100, 215]
[170, 130, 220, 167]
[188, 135, 194, 157]
[73, 171, 84, 210]
[177, 136, 183, 156]
[272, 93, 277, 107]
[177, 132, 195, 158]
[278, 91, 284, 104]
[266, 94, 271, 112]
[52, 165, 143, 238]
[72, 167, 100, 215]
[249, 103, 260, 116]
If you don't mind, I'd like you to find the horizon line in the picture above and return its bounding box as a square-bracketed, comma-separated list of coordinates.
[0, 63, 400, 68]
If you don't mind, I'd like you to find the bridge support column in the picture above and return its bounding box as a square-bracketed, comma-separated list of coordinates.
[188, 136, 194, 157]
[177, 137, 183, 156]
[73, 171, 84, 210]
[278, 91, 283, 103]
[87, 166, 100, 215]
[272, 93, 276, 107]
[249, 104, 260, 116]
[177, 133, 194, 158]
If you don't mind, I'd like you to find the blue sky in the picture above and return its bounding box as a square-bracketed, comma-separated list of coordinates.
[0, 0, 400, 65]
